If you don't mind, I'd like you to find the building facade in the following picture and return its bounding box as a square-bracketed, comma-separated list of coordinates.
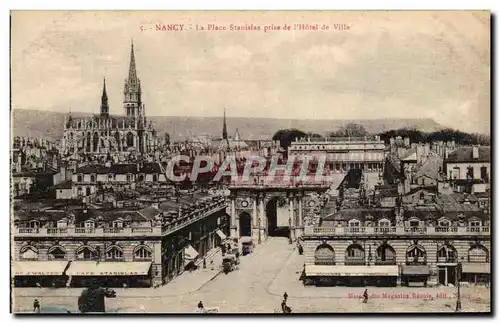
[301, 189, 491, 287]
[61, 43, 158, 162]
[12, 194, 228, 288]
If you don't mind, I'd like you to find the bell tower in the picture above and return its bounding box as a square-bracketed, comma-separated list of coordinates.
[123, 41, 142, 118]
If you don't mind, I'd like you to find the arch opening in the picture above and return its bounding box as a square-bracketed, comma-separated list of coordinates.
[239, 212, 252, 237]
[266, 198, 289, 237]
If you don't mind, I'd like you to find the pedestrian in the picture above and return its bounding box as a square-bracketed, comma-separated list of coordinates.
[197, 301, 205, 313]
[33, 299, 40, 313]
[283, 292, 288, 302]
[363, 289, 368, 303]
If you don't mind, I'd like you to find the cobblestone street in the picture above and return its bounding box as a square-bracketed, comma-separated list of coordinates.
[13, 237, 490, 313]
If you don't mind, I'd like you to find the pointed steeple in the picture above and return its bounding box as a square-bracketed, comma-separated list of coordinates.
[128, 40, 137, 81]
[234, 128, 241, 141]
[100, 77, 109, 117]
[222, 108, 228, 140]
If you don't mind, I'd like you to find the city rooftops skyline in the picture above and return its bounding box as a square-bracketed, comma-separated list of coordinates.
[11, 11, 490, 134]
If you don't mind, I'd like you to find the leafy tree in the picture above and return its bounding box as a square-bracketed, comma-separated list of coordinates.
[272, 129, 307, 149]
[328, 123, 369, 138]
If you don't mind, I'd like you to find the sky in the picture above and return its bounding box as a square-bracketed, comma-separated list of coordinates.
[11, 11, 490, 133]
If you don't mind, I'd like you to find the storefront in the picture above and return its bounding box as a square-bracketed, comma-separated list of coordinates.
[401, 265, 430, 287]
[304, 265, 399, 287]
[13, 261, 69, 287]
[66, 261, 153, 288]
[184, 244, 199, 270]
[460, 262, 490, 285]
[437, 265, 457, 286]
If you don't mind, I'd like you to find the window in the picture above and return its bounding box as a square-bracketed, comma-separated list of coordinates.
[85, 187, 91, 196]
[106, 246, 123, 260]
[349, 220, 360, 227]
[126, 174, 133, 182]
[409, 220, 420, 227]
[452, 167, 460, 179]
[28, 220, 40, 228]
[77, 187, 83, 196]
[90, 175, 96, 182]
[20, 246, 39, 260]
[152, 174, 158, 182]
[108, 174, 114, 181]
[378, 219, 391, 227]
[48, 246, 66, 260]
[480, 166, 488, 183]
[469, 221, 481, 227]
[134, 245, 152, 260]
[77, 175, 83, 182]
[112, 221, 123, 228]
[438, 220, 450, 227]
[84, 221, 95, 228]
[466, 166, 474, 180]
[76, 246, 96, 260]
[57, 220, 67, 229]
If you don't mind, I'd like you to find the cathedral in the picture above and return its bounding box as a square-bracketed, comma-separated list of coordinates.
[61, 43, 158, 162]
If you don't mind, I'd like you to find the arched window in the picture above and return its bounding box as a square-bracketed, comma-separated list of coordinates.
[314, 244, 335, 265]
[127, 132, 134, 147]
[48, 246, 66, 260]
[76, 245, 97, 260]
[406, 245, 427, 264]
[85, 187, 91, 196]
[376, 244, 396, 264]
[105, 246, 123, 260]
[468, 245, 488, 263]
[345, 244, 365, 265]
[20, 245, 39, 260]
[28, 220, 40, 229]
[134, 245, 152, 260]
[437, 244, 457, 263]
[93, 132, 99, 151]
[438, 218, 451, 227]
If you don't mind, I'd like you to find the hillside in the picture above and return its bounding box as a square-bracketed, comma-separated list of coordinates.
[11, 109, 444, 141]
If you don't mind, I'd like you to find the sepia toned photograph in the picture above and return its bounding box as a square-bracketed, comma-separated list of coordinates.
[10, 10, 491, 314]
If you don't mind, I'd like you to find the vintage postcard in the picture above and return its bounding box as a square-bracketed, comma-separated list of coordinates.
[10, 10, 490, 314]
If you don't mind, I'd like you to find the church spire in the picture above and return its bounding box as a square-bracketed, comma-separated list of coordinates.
[100, 77, 109, 117]
[128, 40, 137, 81]
[222, 108, 228, 140]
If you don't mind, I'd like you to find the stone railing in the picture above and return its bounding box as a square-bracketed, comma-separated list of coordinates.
[14, 226, 163, 238]
[161, 200, 226, 236]
[303, 226, 490, 237]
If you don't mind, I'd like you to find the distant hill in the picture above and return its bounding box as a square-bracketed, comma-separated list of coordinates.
[11, 109, 444, 141]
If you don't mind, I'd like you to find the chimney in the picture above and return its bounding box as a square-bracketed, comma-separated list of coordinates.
[473, 146, 479, 159]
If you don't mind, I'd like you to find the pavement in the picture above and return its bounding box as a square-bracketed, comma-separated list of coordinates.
[12, 237, 491, 313]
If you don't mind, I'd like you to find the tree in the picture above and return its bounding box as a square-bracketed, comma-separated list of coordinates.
[307, 132, 324, 141]
[328, 123, 369, 138]
[272, 129, 307, 149]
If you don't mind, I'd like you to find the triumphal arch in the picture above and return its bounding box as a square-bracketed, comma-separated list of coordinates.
[227, 182, 329, 244]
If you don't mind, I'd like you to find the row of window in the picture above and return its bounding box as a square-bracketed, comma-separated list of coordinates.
[20, 244, 152, 261]
[76, 174, 159, 182]
[315, 243, 489, 264]
[24, 219, 131, 229]
[345, 218, 483, 227]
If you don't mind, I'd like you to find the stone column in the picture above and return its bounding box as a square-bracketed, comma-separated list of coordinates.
[296, 194, 303, 239]
[230, 198, 238, 238]
[252, 197, 258, 242]
[289, 195, 295, 242]
[259, 195, 265, 242]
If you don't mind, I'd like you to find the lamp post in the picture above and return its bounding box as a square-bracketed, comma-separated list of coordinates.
[455, 262, 462, 311]
[258, 218, 261, 244]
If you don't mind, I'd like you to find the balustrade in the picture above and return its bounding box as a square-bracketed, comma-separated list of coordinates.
[306, 226, 489, 237]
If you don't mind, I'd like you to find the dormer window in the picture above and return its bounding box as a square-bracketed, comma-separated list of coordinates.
[469, 220, 481, 227]
[378, 219, 391, 227]
[438, 219, 451, 227]
[57, 219, 68, 229]
[84, 220, 95, 228]
[29, 220, 40, 229]
[348, 219, 360, 227]
[409, 220, 420, 227]
[112, 220, 123, 228]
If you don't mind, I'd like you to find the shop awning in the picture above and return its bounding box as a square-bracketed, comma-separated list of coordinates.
[305, 265, 399, 277]
[65, 261, 152, 276]
[461, 262, 490, 274]
[13, 261, 69, 276]
[216, 229, 227, 240]
[184, 245, 199, 261]
[401, 265, 430, 276]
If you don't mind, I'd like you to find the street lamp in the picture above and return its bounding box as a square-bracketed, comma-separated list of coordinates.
[455, 262, 462, 311]
[258, 218, 261, 244]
